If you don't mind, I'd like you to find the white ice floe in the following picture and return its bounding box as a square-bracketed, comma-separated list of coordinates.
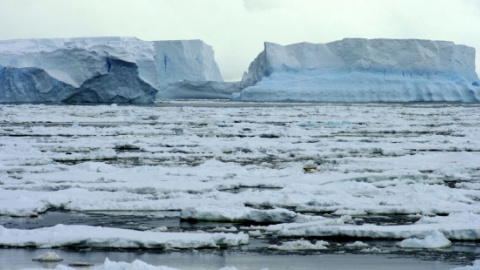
[266, 213, 480, 241]
[398, 230, 451, 248]
[0, 225, 248, 249]
[32, 251, 63, 262]
[268, 239, 329, 250]
[345, 241, 369, 248]
[181, 205, 319, 223]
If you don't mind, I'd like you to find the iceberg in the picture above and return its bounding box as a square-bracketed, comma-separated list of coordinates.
[234, 38, 480, 102]
[0, 37, 224, 103]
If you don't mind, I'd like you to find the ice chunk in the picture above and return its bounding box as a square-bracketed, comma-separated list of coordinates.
[268, 239, 329, 250]
[32, 251, 63, 262]
[235, 39, 480, 102]
[181, 205, 318, 223]
[398, 230, 451, 248]
[0, 224, 248, 249]
[345, 241, 369, 248]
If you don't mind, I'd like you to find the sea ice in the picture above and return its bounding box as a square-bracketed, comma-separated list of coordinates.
[0, 224, 248, 249]
[0, 102, 479, 256]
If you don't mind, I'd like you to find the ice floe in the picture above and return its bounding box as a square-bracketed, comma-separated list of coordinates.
[398, 230, 451, 249]
[0, 224, 248, 249]
[32, 251, 63, 262]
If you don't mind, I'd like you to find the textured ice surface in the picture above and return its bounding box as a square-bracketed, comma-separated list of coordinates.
[0, 37, 223, 103]
[32, 251, 63, 262]
[398, 230, 451, 249]
[236, 39, 480, 102]
[0, 224, 248, 249]
[1, 102, 480, 268]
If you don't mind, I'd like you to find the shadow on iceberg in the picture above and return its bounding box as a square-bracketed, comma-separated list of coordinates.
[64, 58, 157, 104]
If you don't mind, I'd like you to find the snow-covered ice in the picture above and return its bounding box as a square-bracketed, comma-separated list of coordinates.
[268, 239, 329, 250]
[398, 230, 451, 249]
[0, 224, 248, 249]
[235, 39, 480, 102]
[32, 251, 63, 262]
[0, 101, 480, 268]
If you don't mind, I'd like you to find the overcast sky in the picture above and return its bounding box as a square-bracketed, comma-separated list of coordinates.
[0, 0, 479, 81]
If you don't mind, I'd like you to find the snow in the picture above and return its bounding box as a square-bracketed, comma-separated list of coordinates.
[398, 230, 451, 249]
[0, 37, 224, 103]
[235, 39, 480, 102]
[0, 224, 248, 249]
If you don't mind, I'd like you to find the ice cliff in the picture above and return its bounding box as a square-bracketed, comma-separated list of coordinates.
[235, 39, 480, 102]
[0, 37, 224, 103]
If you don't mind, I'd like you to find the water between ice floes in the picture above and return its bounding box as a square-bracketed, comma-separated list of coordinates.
[0, 248, 459, 270]
[0, 211, 475, 270]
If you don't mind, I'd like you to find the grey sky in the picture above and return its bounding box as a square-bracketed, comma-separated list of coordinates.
[0, 0, 479, 81]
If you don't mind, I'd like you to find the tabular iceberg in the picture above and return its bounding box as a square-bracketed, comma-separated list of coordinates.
[0, 37, 224, 103]
[234, 39, 480, 102]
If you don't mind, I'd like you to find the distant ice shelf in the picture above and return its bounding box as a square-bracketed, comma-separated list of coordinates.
[234, 38, 480, 102]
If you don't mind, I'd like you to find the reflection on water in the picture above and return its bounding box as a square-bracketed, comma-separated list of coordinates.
[0, 248, 459, 270]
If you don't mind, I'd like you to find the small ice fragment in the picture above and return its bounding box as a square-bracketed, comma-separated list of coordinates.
[269, 239, 329, 250]
[32, 251, 63, 262]
[345, 241, 369, 248]
[150, 226, 168, 232]
[211, 226, 238, 232]
[248, 230, 263, 237]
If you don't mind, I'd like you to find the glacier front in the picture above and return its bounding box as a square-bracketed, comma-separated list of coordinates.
[0, 37, 224, 103]
[234, 39, 480, 102]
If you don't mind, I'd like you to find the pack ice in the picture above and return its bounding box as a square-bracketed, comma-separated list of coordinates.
[234, 38, 480, 102]
[0, 37, 226, 103]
